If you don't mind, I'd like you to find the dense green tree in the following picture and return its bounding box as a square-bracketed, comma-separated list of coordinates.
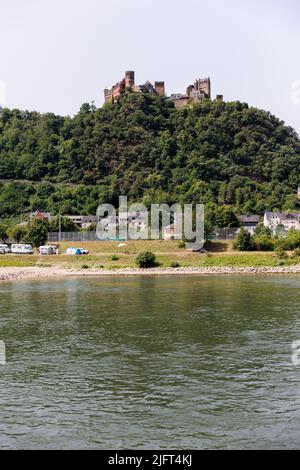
[6, 224, 28, 242]
[27, 220, 48, 247]
[234, 228, 253, 251]
[0, 223, 8, 243]
[254, 223, 272, 237]
[48, 216, 79, 232]
[0, 94, 299, 220]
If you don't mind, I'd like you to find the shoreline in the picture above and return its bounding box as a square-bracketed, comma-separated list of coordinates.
[2, 265, 300, 281]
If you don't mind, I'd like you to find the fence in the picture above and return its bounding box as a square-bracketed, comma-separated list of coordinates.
[211, 228, 240, 240]
[48, 232, 99, 242]
[48, 228, 242, 243]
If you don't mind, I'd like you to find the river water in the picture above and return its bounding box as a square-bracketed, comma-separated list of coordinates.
[0, 275, 300, 449]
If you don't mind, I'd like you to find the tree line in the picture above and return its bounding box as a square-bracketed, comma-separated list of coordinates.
[0, 92, 299, 227]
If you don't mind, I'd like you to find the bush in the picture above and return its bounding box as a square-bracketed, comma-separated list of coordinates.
[234, 228, 253, 251]
[136, 251, 157, 268]
[254, 223, 271, 237]
[170, 262, 180, 268]
[276, 259, 286, 266]
[291, 248, 300, 259]
[178, 241, 185, 249]
[252, 234, 274, 251]
[27, 220, 48, 247]
[81, 264, 90, 269]
[111, 255, 119, 261]
[275, 247, 289, 260]
[278, 228, 300, 250]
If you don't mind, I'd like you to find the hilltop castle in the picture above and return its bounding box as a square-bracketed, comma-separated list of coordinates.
[104, 71, 223, 108]
[104, 71, 165, 103]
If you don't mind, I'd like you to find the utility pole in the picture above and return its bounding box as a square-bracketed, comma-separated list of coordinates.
[59, 211, 62, 243]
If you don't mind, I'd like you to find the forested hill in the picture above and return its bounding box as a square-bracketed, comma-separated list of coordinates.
[0, 92, 300, 219]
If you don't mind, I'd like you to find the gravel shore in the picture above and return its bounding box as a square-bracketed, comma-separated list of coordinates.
[2, 265, 300, 281]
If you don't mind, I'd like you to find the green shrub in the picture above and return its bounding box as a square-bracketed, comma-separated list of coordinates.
[81, 264, 89, 269]
[291, 248, 300, 259]
[136, 251, 157, 268]
[111, 255, 119, 261]
[275, 247, 289, 260]
[170, 262, 180, 268]
[276, 259, 286, 266]
[252, 235, 274, 251]
[277, 228, 300, 250]
[178, 241, 185, 249]
[234, 228, 253, 251]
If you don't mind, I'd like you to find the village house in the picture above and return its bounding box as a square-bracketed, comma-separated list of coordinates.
[264, 212, 300, 234]
[237, 215, 260, 234]
[29, 211, 52, 222]
[101, 211, 148, 237]
[66, 215, 97, 229]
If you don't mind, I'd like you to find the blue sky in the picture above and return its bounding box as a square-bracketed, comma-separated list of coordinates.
[1, 0, 299, 134]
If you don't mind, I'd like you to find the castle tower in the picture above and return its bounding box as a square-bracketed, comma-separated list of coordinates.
[125, 71, 135, 89]
[198, 77, 211, 99]
[186, 84, 194, 97]
[155, 81, 165, 96]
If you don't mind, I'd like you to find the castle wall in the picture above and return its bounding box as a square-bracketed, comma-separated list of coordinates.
[155, 81, 165, 96]
[104, 72, 222, 107]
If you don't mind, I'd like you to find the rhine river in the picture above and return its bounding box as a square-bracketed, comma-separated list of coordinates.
[0, 275, 300, 449]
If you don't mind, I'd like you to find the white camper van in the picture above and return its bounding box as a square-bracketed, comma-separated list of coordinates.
[11, 244, 34, 255]
[0, 244, 10, 254]
[39, 245, 58, 255]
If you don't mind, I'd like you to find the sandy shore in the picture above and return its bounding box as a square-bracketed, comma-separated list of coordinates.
[2, 265, 300, 281]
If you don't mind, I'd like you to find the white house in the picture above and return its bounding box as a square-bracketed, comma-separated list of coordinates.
[264, 212, 300, 234]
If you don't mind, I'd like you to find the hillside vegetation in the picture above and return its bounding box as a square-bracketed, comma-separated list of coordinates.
[0, 92, 299, 221]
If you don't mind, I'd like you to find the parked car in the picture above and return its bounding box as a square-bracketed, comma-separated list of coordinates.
[11, 244, 34, 255]
[65, 248, 84, 256]
[39, 245, 59, 255]
[78, 248, 89, 255]
[0, 244, 11, 254]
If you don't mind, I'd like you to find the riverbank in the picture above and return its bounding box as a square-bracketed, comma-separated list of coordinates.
[2, 265, 300, 281]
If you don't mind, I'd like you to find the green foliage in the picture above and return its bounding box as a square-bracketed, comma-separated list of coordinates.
[276, 228, 300, 250]
[0, 223, 8, 242]
[49, 216, 79, 232]
[27, 219, 48, 247]
[0, 95, 299, 218]
[252, 234, 274, 251]
[111, 255, 119, 261]
[170, 261, 180, 268]
[136, 251, 157, 268]
[291, 248, 300, 259]
[275, 247, 289, 260]
[234, 228, 253, 251]
[254, 223, 272, 237]
[6, 224, 28, 243]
